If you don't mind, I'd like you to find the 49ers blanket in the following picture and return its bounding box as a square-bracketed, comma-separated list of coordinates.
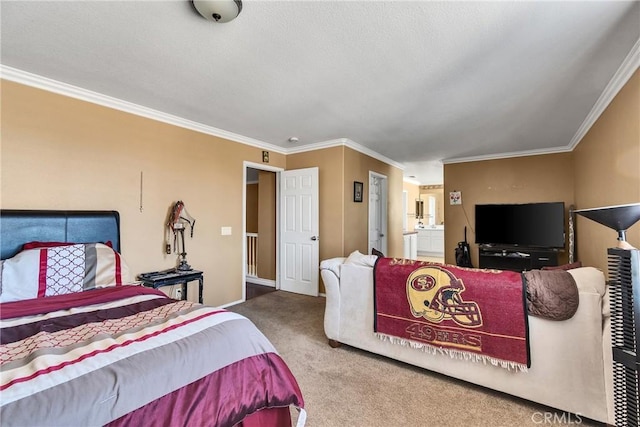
[374, 258, 530, 371]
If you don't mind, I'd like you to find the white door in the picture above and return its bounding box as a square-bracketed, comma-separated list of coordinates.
[280, 167, 319, 296]
[368, 173, 388, 255]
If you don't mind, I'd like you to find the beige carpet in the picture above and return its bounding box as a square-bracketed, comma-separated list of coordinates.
[229, 291, 602, 427]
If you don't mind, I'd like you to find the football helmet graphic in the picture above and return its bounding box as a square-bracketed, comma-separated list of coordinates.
[406, 266, 482, 327]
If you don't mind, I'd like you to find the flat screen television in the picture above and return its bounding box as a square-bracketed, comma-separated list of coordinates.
[475, 202, 565, 249]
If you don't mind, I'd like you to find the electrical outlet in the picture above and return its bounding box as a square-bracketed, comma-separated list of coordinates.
[174, 288, 182, 300]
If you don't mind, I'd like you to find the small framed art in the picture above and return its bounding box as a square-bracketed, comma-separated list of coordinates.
[353, 181, 363, 203]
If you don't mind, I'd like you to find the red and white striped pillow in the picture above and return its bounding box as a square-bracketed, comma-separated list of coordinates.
[0, 243, 132, 303]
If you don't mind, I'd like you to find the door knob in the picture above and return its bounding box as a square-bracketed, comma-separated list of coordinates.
[311, 236, 319, 241]
[380, 234, 385, 237]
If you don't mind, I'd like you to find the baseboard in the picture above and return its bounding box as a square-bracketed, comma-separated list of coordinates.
[246, 277, 276, 287]
[217, 298, 244, 309]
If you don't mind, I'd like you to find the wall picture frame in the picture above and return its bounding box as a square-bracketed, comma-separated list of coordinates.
[353, 181, 363, 203]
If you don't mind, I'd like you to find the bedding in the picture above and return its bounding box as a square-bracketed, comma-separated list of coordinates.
[0, 285, 305, 426]
[0, 210, 306, 427]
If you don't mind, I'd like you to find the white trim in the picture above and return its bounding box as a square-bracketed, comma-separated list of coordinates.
[4, 34, 639, 171]
[568, 37, 640, 151]
[0, 65, 287, 155]
[285, 138, 347, 154]
[344, 139, 405, 170]
[368, 171, 388, 256]
[444, 38, 640, 165]
[443, 145, 573, 164]
[243, 161, 284, 173]
[245, 277, 276, 287]
[1, 66, 404, 171]
[216, 298, 245, 309]
[242, 161, 283, 303]
[287, 138, 405, 171]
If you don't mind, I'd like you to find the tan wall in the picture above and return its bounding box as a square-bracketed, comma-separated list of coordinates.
[1, 80, 286, 306]
[573, 69, 640, 273]
[286, 146, 345, 263]
[443, 71, 639, 272]
[246, 183, 258, 233]
[257, 170, 276, 280]
[287, 146, 403, 292]
[443, 153, 575, 266]
[343, 147, 403, 258]
[286, 146, 344, 294]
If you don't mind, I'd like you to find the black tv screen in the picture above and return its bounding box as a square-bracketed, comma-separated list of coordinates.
[475, 202, 565, 248]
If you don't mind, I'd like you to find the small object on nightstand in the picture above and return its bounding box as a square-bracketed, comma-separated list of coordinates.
[138, 269, 204, 304]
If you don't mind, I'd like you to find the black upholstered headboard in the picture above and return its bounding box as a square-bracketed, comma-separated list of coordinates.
[0, 210, 121, 260]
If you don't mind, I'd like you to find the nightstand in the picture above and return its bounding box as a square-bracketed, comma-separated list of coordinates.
[138, 269, 203, 304]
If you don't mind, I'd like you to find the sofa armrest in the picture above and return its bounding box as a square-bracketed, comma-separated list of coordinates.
[320, 257, 346, 279]
[320, 258, 346, 341]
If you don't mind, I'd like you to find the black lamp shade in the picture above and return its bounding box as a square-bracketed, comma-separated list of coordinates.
[574, 203, 640, 242]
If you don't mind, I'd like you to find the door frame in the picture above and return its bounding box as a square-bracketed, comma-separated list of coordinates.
[242, 161, 284, 302]
[368, 171, 388, 255]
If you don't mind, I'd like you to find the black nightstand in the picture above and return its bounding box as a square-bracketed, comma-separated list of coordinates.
[138, 269, 203, 304]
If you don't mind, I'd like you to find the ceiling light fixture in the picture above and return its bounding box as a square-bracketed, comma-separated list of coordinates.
[288, 137, 300, 143]
[192, 0, 242, 23]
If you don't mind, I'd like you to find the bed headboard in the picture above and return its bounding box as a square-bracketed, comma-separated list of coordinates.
[0, 210, 121, 260]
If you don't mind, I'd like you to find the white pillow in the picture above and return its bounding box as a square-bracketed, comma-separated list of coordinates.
[343, 250, 378, 268]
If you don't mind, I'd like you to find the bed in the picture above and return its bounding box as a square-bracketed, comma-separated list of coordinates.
[0, 210, 306, 427]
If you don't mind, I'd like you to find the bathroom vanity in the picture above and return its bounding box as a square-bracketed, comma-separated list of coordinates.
[416, 226, 445, 257]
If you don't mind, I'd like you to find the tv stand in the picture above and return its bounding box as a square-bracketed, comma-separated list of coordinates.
[478, 246, 559, 272]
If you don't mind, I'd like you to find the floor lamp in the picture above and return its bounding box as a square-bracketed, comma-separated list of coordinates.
[575, 203, 640, 427]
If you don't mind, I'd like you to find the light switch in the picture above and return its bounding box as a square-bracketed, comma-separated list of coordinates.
[221, 226, 232, 236]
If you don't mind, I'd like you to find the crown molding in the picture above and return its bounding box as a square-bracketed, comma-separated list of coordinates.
[1, 65, 406, 170]
[5, 31, 638, 173]
[343, 139, 405, 170]
[568, 37, 640, 150]
[444, 37, 640, 166]
[443, 145, 573, 165]
[285, 138, 347, 154]
[372, 35, 638, 170]
[0, 65, 287, 155]
[285, 138, 405, 170]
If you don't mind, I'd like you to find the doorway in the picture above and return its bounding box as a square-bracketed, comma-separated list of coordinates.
[368, 171, 388, 255]
[243, 163, 281, 301]
[243, 163, 320, 301]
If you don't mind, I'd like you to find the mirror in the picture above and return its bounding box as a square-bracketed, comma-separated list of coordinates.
[415, 200, 424, 219]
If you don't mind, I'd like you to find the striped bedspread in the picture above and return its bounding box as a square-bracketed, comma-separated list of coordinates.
[1, 286, 305, 427]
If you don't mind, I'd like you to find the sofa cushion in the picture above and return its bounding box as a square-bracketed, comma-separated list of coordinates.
[344, 250, 378, 268]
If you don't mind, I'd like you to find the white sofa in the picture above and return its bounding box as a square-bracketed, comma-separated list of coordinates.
[320, 254, 614, 424]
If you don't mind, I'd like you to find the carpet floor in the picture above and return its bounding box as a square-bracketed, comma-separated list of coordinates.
[229, 291, 603, 427]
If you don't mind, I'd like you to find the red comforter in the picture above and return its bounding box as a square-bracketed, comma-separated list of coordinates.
[1, 286, 305, 426]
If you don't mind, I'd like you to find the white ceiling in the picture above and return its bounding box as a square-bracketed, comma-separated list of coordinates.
[1, 1, 639, 185]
